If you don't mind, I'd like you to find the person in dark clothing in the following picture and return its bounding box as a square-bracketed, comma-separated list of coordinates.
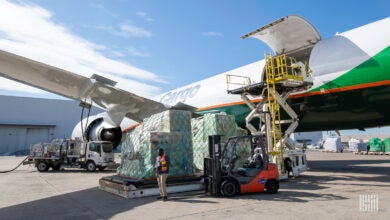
[155, 148, 171, 201]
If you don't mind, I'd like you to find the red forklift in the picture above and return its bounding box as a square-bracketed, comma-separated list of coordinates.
[204, 135, 279, 197]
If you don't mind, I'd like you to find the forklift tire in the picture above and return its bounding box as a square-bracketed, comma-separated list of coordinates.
[98, 166, 106, 171]
[265, 179, 279, 194]
[37, 161, 49, 172]
[86, 161, 96, 172]
[220, 180, 238, 197]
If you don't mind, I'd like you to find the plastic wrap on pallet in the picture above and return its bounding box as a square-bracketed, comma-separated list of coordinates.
[192, 113, 249, 170]
[141, 110, 192, 132]
[369, 138, 384, 152]
[323, 137, 342, 152]
[348, 138, 367, 152]
[384, 138, 390, 152]
[117, 110, 195, 179]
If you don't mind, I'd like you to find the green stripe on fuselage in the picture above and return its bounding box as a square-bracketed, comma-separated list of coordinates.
[311, 46, 390, 92]
[196, 46, 390, 130]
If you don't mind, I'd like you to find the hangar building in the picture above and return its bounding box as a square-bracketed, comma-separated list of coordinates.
[0, 95, 102, 155]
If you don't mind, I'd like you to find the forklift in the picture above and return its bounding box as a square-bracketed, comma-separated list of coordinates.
[204, 135, 279, 197]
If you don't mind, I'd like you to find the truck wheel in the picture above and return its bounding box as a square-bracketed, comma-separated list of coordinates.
[86, 161, 96, 172]
[266, 179, 279, 194]
[220, 180, 237, 197]
[98, 166, 106, 171]
[37, 161, 49, 172]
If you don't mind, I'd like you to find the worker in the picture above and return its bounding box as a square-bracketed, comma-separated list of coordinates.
[244, 149, 263, 169]
[284, 158, 293, 177]
[155, 148, 171, 201]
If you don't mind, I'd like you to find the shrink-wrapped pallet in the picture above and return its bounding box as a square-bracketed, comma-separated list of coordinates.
[192, 113, 249, 170]
[117, 110, 195, 179]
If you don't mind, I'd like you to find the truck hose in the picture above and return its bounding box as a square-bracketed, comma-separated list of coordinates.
[0, 156, 29, 173]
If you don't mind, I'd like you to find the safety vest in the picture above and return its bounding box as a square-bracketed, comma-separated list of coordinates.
[160, 154, 168, 172]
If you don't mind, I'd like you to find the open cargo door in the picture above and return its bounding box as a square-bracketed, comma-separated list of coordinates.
[241, 15, 321, 61]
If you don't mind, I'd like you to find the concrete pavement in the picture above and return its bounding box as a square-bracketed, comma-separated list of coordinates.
[0, 151, 388, 220]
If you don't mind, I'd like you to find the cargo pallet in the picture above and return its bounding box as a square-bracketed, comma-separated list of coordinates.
[354, 151, 368, 155]
[368, 151, 386, 155]
[320, 150, 342, 153]
[99, 175, 203, 198]
[354, 151, 390, 155]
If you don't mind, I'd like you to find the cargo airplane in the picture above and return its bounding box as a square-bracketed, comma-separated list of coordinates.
[0, 15, 389, 148]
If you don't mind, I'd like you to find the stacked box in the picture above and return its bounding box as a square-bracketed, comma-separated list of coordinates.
[192, 113, 249, 170]
[117, 110, 195, 179]
[369, 138, 384, 152]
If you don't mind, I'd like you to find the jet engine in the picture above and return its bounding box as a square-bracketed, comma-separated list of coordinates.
[71, 113, 122, 149]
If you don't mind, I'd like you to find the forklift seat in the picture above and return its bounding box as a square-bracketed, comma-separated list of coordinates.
[236, 167, 263, 184]
[237, 167, 262, 177]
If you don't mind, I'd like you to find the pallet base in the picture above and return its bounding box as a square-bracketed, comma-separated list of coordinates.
[99, 176, 204, 198]
[320, 150, 342, 153]
[354, 151, 390, 155]
[368, 152, 385, 155]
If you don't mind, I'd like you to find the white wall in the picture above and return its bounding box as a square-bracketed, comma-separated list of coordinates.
[0, 95, 102, 154]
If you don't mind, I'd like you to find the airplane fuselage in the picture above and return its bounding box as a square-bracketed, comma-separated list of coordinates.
[157, 17, 390, 132]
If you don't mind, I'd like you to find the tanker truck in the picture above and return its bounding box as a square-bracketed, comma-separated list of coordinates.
[27, 138, 115, 172]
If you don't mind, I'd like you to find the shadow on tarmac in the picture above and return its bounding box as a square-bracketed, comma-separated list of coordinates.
[0, 187, 156, 220]
[1, 157, 388, 219]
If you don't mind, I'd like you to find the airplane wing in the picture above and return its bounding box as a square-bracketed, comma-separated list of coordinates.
[0, 49, 168, 124]
[241, 15, 321, 61]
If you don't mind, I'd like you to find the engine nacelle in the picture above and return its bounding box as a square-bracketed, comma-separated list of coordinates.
[71, 113, 122, 149]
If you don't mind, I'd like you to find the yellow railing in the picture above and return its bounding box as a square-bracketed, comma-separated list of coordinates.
[226, 74, 252, 91]
[265, 53, 285, 174]
[264, 53, 308, 174]
[265, 53, 304, 83]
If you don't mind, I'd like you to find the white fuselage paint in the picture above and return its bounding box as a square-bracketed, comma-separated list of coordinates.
[121, 17, 390, 130]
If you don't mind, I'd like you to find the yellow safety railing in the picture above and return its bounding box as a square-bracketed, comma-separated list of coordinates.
[265, 53, 285, 174]
[226, 74, 252, 91]
[265, 53, 304, 83]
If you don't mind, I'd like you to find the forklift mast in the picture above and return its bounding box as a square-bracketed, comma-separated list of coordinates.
[204, 135, 222, 196]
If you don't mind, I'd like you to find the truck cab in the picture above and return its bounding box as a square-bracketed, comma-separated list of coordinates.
[85, 141, 115, 172]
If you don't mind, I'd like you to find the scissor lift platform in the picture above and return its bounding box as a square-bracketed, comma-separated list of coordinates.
[227, 82, 267, 96]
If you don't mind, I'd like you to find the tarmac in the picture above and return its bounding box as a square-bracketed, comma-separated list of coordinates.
[0, 151, 389, 220]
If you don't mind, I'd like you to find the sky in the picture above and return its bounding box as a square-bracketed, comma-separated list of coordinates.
[0, 0, 389, 135]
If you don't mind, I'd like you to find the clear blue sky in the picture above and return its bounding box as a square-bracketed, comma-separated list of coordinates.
[0, 0, 389, 135]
